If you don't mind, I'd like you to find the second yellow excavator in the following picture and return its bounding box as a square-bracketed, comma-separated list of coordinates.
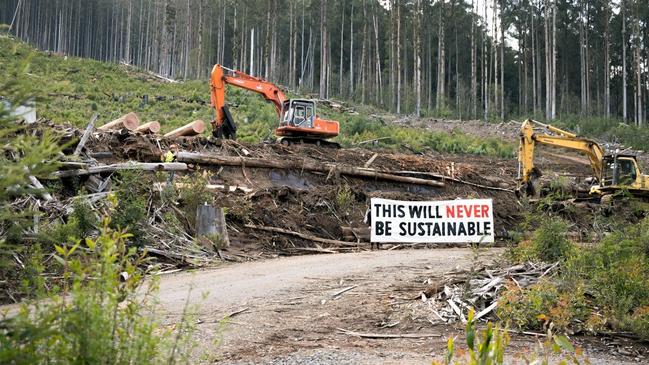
[518, 119, 649, 198]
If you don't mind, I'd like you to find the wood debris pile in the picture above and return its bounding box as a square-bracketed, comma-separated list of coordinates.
[417, 262, 559, 323]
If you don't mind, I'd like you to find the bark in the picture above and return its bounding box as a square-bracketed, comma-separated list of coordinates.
[50, 163, 188, 179]
[175, 152, 446, 188]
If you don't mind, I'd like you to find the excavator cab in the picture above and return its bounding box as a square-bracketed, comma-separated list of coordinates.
[280, 99, 315, 129]
[600, 154, 641, 188]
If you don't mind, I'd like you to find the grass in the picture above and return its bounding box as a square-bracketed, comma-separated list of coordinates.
[0, 35, 515, 158]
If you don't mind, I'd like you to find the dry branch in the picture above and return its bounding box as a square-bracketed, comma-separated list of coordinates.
[244, 224, 364, 248]
[337, 328, 440, 339]
[73, 113, 98, 156]
[176, 152, 445, 188]
[49, 162, 188, 178]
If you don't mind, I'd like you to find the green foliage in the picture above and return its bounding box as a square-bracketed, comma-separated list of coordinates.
[110, 171, 148, 246]
[337, 116, 515, 157]
[37, 199, 99, 249]
[557, 115, 649, 155]
[0, 217, 196, 364]
[434, 309, 509, 365]
[0, 37, 514, 158]
[334, 184, 354, 217]
[0, 42, 62, 300]
[501, 217, 649, 339]
[531, 218, 573, 262]
[509, 217, 573, 263]
[436, 309, 586, 364]
[177, 170, 215, 231]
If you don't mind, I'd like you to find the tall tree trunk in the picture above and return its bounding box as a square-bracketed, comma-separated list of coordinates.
[338, 1, 344, 96]
[622, 1, 628, 121]
[500, 2, 505, 121]
[471, 0, 477, 119]
[436, 0, 446, 112]
[373, 9, 382, 105]
[396, 0, 401, 114]
[604, 1, 611, 118]
[634, 7, 642, 126]
[551, 1, 556, 119]
[350, 3, 355, 97]
[360, 0, 368, 104]
[415, 0, 422, 117]
[319, 0, 328, 99]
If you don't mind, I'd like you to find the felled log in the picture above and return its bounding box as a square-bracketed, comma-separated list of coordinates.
[48, 162, 188, 178]
[163, 120, 205, 138]
[98, 112, 140, 131]
[176, 152, 445, 188]
[135, 121, 161, 134]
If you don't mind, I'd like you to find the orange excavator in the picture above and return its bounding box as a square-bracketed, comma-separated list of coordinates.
[209, 64, 340, 146]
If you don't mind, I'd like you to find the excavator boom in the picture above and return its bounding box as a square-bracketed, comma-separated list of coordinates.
[519, 119, 604, 182]
[209, 64, 339, 143]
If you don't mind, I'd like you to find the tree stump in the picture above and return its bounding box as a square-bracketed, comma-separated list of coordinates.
[195, 203, 230, 250]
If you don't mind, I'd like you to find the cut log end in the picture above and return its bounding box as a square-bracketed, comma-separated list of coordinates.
[164, 120, 206, 138]
[136, 121, 161, 134]
[98, 112, 140, 131]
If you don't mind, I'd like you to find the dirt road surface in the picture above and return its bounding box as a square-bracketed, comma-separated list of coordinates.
[156, 248, 641, 364]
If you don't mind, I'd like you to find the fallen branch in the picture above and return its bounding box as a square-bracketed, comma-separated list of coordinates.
[337, 328, 440, 339]
[49, 162, 188, 178]
[27, 174, 53, 202]
[176, 152, 445, 188]
[332, 285, 358, 298]
[220, 307, 250, 321]
[244, 224, 364, 248]
[392, 170, 514, 192]
[73, 113, 98, 156]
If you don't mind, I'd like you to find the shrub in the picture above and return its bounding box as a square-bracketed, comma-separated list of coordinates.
[531, 217, 573, 262]
[0, 217, 196, 364]
[110, 171, 148, 246]
[436, 308, 585, 365]
[502, 216, 649, 339]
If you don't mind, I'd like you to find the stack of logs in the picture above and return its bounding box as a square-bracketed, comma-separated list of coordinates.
[97, 112, 205, 138]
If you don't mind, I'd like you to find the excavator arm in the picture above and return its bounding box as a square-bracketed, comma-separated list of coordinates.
[210, 64, 287, 138]
[519, 119, 605, 190]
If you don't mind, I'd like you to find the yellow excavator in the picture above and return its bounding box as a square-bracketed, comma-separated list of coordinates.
[518, 119, 649, 198]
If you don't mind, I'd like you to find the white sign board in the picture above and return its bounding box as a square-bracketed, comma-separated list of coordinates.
[370, 198, 494, 243]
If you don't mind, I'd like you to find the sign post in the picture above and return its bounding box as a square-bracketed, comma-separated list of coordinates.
[370, 198, 494, 244]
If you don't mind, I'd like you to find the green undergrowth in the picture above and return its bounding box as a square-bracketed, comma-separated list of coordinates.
[501, 214, 649, 339]
[0, 215, 197, 364]
[556, 115, 649, 153]
[1, 36, 514, 158]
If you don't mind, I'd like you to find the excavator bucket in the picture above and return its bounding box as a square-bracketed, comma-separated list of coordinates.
[213, 106, 237, 139]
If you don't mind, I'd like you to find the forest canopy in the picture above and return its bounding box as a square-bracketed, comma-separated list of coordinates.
[2, 0, 649, 124]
